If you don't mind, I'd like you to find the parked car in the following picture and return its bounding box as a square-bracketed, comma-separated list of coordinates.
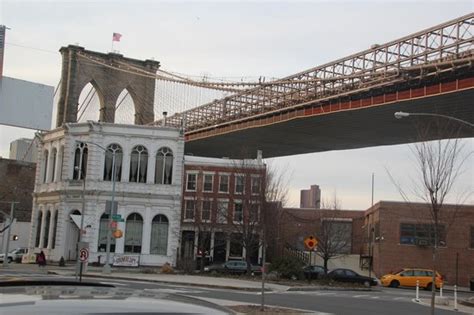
[204, 260, 262, 275]
[302, 265, 326, 280]
[327, 268, 378, 287]
[0, 247, 28, 263]
[380, 268, 443, 290]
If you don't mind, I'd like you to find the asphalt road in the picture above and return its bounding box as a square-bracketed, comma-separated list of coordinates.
[0, 269, 472, 315]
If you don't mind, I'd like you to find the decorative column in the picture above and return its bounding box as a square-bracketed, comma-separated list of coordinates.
[147, 153, 155, 184]
[47, 209, 56, 249]
[38, 209, 47, 248]
[141, 208, 151, 254]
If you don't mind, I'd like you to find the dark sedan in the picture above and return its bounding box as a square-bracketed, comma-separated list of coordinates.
[327, 268, 378, 287]
[303, 265, 326, 280]
[204, 260, 262, 275]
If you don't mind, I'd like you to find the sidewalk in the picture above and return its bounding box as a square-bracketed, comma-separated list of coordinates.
[50, 267, 291, 292]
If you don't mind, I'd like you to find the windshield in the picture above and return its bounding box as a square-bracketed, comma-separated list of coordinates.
[0, 2, 472, 315]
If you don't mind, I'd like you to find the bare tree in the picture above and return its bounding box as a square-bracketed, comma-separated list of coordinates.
[387, 119, 471, 314]
[315, 193, 352, 274]
[218, 158, 290, 275]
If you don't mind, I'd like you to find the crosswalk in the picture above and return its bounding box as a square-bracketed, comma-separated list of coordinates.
[281, 290, 413, 302]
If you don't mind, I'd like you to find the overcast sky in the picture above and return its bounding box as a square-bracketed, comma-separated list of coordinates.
[0, 0, 472, 209]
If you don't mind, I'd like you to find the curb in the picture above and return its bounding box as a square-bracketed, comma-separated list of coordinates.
[288, 286, 373, 292]
[47, 271, 275, 292]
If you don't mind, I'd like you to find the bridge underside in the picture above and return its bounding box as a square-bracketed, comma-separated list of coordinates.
[184, 87, 474, 159]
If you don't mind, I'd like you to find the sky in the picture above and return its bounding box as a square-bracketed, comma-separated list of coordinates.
[0, 0, 472, 209]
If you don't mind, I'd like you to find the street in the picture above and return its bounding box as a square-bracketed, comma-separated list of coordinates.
[0, 268, 472, 315]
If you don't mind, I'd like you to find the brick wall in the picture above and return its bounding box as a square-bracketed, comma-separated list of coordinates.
[0, 158, 36, 222]
[371, 201, 474, 287]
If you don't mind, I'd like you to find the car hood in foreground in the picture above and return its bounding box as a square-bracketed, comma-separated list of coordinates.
[0, 285, 230, 314]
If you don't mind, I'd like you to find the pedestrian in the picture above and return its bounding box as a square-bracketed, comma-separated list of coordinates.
[36, 251, 46, 268]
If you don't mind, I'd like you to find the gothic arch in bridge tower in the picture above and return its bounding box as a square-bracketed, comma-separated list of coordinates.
[114, 88, 138, 124]
[77, 81, 103, 122]
[55, 45, 160, 127]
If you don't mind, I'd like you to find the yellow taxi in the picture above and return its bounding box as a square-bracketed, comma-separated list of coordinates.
[380, 268, 444, 290]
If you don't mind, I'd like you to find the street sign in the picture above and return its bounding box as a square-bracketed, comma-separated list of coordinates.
[113, 229, 123, 239]
[112, 214, 122, 220]
[110, 221, 118, 229]
[304, 235, 318, 250]
[79, 248, 89, 262]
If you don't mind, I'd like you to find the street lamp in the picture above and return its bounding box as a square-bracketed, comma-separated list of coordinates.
[76, 141, 117, 274]
[394, 111, 474, 128]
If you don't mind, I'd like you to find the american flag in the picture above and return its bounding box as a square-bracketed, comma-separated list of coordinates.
[112, 32, 122, 42]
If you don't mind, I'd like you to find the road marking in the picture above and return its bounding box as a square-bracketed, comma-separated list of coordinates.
[370, 296, 380, 299]
[353, 294, 370, 298]
[100, 281, 127, 286]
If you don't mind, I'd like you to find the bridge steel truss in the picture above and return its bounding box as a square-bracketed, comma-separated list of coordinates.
[158, 14, 474, 139]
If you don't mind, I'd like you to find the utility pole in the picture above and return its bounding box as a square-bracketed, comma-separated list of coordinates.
[1, 201, 19, 268]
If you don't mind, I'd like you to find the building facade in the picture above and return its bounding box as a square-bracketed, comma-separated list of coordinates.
[26, 121, 184, 266]
[0, 158, 36, 250]
[300, 185, 321, 209]
[180, 155, 266, 267]
[363, 201, 474, 287]
[9, 138, 38, 163]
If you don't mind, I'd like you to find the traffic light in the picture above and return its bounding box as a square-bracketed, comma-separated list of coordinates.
[12, 235, 18, 241]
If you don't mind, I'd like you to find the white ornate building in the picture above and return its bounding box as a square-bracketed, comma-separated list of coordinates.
[27, 121, 184, 266]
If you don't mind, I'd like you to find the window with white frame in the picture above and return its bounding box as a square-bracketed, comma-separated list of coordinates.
[155, 147, 173, 184]
[184, 200, 195, 220]
[129, 145, 148, 183]
[73, 142, 88, 180]
[124, 213, 143, 253]
[251, 176, 261, 194]
[250, 203, 260, 223]
[217, 200, 228, 224]
[186, 173, 197, 191]
[150, 214, 169, 255]
[203, 174, 213, 192]
[42, 150, 49, 183]
[233, 201, 243, 222]
[201, 200, 212, 221]
[219, 174, 229, 193]
[103, 143, 123, 182]
[50, 148, 57, 182]
[235, 175, 244, 194]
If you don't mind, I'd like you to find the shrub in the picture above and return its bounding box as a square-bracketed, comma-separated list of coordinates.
[268, 256, 304, 280]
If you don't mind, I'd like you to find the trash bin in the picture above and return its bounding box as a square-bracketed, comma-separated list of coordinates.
[470, 278, 474, 291]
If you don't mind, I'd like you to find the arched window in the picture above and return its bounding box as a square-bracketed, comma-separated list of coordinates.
[52, 211, 58, 249]
[103, 144, 123, 181]
[42, 150, 49, 183]
[43, 210, 51, 248]
[50, 148, 57, 182]
[98, 213, 116, 252]
[73, 142, 88, 180]
[155, 147, 173, 184]
[35, 210, 43, 247]
[124, 213, 143, 253]
[129, 145, 148, 183]
[150, 215, 169, 255]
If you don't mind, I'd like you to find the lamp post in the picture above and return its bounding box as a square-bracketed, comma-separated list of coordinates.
[394, 111, 474, 128]
[74, 165, 86, 280]
[77, 141, 117, 274]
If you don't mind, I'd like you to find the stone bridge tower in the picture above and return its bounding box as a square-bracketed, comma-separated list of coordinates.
[55, 45, 159, 127]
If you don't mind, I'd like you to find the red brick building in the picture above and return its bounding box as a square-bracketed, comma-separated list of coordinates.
[276, 201, 474, 286]
[180, 155, 266, 266]
[364, 201, 474, 287]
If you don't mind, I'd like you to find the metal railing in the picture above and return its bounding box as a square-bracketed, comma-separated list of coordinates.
[158, 13, 474, 133]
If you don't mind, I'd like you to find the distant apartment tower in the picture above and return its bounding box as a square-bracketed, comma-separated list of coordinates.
[300, 185, 321, 209]
[9, 138, 38, 163]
